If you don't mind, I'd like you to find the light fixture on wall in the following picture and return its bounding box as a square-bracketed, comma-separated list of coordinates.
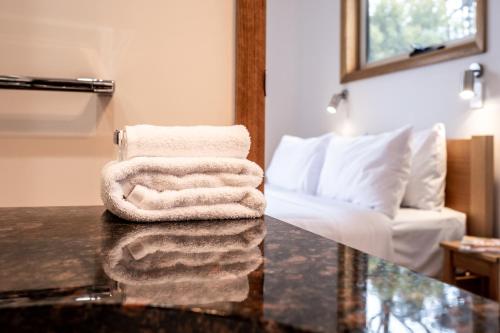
[326, 89, 348, 114]
[460, 63, 483, 109]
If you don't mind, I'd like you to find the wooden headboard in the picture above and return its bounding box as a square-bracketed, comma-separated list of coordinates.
[446, 136, 494, 237]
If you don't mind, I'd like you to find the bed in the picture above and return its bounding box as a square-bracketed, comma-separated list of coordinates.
[265, 136, 494, 277]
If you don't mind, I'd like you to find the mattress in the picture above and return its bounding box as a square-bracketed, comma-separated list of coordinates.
[265, 185, 466, 277]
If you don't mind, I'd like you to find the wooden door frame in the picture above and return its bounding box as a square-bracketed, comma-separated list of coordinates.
[235, 0, 266, 169]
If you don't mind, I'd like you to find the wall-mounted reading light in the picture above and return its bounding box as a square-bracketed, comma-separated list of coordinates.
[460, 63, 483, 109]
[326, 89, 348, 114]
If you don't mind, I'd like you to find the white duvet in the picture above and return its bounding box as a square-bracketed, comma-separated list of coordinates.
[392, 208, 465, 276]
[265, 185, 394, 261]
[265, 185, 466, 277]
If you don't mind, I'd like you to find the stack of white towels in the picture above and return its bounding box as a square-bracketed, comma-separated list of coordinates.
[101, 125, 266, 222]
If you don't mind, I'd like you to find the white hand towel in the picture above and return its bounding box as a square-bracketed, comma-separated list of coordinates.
[120, 125, 251, 160]
[101, 157, 266, 222]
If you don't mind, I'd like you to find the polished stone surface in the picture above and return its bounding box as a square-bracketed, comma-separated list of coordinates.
[0, 206, 498, 332]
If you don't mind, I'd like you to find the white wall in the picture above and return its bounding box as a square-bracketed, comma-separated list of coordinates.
[265, 0, 301, 156]
[266, 0, 500, 235]
[0, 0, 235, 207]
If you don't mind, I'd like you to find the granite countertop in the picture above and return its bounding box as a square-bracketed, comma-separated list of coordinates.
[0, 206, 497, 332]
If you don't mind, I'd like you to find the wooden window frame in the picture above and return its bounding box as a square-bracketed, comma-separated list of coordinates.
[340, 0, 487, 83]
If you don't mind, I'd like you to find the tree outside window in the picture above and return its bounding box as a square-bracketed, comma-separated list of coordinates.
[367, 0, 477, 63]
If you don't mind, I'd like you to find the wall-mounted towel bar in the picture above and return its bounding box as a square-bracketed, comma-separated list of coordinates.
[113, 129, 123, 145]
[0, 75, 114, 95]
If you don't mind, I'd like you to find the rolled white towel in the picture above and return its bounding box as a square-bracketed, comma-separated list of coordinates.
[101, 157, 265, 222]
[120, 125, 251, 160]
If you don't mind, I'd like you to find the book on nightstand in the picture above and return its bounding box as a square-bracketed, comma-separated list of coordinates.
[459, 236, 500, 254]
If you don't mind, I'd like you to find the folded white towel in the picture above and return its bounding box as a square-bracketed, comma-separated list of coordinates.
[126, 185, 264, 211]
[120, 125, 251, 160]
[105, 156, 263, 194]
[101, 157, 265, 222]
[121, 277, 249, 306]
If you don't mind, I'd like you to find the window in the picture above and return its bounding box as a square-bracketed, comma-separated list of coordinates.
[366, 0, 477, 65]
[340, 0, 486, 83]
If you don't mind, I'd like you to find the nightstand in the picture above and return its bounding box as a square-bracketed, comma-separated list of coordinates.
[441, 240, 500, 301]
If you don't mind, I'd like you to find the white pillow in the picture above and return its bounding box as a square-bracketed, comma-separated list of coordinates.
[266, 133, 333, 194]
[317, 126, 412, 218]
[402, 123, 446, 210]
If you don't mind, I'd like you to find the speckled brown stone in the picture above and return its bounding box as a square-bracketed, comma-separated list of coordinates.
[0, 206, 497, 332]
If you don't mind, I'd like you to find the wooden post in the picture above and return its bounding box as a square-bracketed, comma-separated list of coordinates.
[235, 0, 266, 172]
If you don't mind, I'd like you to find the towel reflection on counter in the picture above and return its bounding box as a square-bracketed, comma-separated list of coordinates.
[102, 215, 265, 306]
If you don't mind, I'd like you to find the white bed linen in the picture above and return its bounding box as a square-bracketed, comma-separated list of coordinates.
[265, 185, 465, 277]
[265, 185, 395, 261]
[392, 208, 465, 277]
